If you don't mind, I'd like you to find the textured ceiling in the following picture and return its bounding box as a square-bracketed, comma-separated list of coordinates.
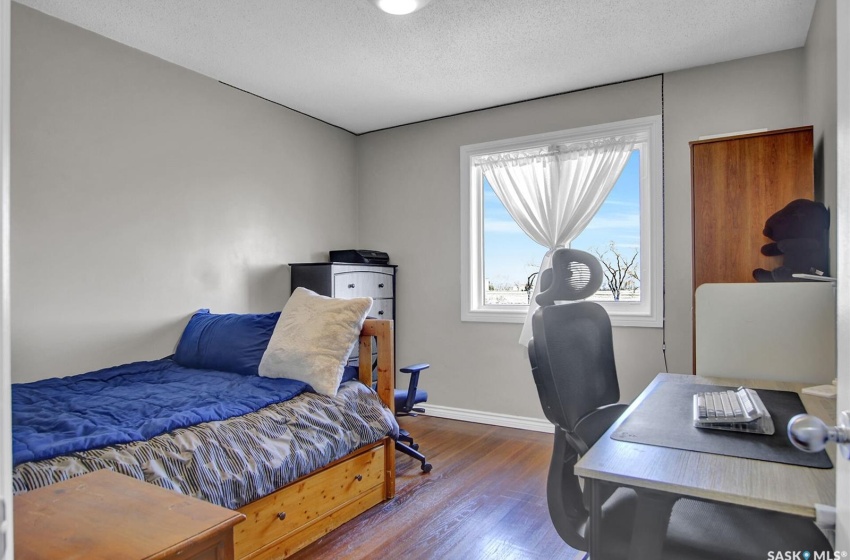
[16, 0, 816, 134]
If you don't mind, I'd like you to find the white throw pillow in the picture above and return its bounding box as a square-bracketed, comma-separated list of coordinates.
[259, 287, 372, 396]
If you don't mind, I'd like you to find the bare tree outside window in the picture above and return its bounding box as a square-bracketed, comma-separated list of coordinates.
[592, 242, 640, 301]
[523, 271, 539, 303]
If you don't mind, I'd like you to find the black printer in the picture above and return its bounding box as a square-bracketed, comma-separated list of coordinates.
[329, 249, 390, 265]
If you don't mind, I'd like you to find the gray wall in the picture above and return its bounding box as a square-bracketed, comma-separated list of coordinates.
[805, 0, 837, 274]
[11, 4, 359, 382]
[358, 49, 807, 419]
[11, 3, 832, 423]
[357, 78, 664, 417]
[662, 49, 807, 382]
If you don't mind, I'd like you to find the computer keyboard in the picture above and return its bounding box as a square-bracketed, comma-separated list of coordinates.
[693, 386, 775, 435]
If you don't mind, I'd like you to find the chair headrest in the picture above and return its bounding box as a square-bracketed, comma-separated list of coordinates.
[535, 248, 603, 306]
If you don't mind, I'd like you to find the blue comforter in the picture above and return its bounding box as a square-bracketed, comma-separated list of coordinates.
[12, 358, 311, 466]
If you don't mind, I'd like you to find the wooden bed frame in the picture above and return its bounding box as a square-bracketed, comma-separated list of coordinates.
[232, 318, 396, 560]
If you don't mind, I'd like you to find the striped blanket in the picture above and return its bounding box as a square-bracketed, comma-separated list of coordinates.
[12, 381, 398, 509]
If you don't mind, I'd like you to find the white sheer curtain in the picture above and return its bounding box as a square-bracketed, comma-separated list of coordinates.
[476, 136, 636, 345]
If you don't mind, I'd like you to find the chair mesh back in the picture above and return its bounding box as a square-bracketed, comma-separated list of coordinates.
[531, 301, 619, 431]
[536, 249, 603, 306]
[528, 339, 562, 428]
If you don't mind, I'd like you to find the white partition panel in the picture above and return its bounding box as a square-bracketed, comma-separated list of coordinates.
[695, 282, 836, 383]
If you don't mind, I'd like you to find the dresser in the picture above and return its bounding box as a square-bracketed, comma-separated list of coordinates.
[14, 469, 245, 560]
[289, 262, 396, 322]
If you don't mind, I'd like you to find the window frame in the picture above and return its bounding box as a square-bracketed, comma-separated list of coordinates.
[460, 115, 663, 328]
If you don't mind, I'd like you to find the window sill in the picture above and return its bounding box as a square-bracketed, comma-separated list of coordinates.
[462, 304, 662, 328]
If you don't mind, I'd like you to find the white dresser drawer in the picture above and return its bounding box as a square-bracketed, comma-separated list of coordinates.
[367, 298, 393, 321]
[330, 264, 395, 276]
[333, 270, 394, 299]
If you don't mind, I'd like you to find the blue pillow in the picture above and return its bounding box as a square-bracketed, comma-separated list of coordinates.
[174, 309, 280, 376]
[341, 364, 358, 384]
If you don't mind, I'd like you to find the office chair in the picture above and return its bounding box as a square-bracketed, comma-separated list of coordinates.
[528, 248, 831, 558]
[394, 363, 432, 473]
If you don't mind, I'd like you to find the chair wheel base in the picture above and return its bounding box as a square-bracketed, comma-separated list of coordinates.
[396, 440, 431, 474]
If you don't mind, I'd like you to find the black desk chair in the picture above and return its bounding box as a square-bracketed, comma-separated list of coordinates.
[528, 248, 831, 559]
[394, 363, 432, 473]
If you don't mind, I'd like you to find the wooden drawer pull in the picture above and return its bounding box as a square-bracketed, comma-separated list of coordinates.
[277, 512, 287, 521]
[354, 474, 363, 482]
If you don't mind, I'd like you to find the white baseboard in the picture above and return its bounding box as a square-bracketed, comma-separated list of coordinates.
[420, 404, 554, 434]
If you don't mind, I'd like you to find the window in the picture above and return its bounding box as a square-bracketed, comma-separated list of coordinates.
[460, 115, 662, 327]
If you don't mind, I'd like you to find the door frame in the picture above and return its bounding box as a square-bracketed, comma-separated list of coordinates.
[0, 0, 12, 557]
[835, 0, 849, 551]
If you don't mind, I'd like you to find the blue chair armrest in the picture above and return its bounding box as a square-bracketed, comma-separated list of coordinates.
[397, 363, 430, 414]
[400, 363, 430, 374]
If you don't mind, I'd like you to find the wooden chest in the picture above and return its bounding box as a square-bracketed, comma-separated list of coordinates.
[14, 469, 245, 560]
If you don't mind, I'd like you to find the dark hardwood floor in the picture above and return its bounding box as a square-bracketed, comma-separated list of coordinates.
[289, 416, 584, 560]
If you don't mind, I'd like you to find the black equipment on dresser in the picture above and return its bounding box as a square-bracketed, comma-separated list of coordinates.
[329, 249, 390, 265]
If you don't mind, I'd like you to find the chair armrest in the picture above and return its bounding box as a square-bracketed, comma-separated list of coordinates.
[397, 362, 429, 415]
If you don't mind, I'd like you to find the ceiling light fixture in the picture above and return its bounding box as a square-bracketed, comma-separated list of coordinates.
[370, 0, 432, 15]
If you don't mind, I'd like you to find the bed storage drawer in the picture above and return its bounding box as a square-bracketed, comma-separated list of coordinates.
[234, 440, 388, 559]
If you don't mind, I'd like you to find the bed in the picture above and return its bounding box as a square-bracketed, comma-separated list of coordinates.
[11, 297, 398, 560]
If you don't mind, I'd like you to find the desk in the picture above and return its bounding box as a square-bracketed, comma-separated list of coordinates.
[574, 373, 836, 560]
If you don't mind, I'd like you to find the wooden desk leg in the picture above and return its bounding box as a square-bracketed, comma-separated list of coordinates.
[626, 489, 677, 560]
[587, 479, 604, 559]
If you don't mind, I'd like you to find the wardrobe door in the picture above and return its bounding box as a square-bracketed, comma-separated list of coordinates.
[691, 126, 814, 291]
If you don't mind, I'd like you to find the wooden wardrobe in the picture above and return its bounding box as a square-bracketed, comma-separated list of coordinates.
[690, 127, 814, 372]
[690, 126, 814, 292]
